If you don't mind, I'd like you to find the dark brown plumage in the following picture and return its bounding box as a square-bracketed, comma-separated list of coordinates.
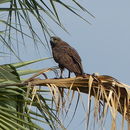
[50, 36, 85, 78]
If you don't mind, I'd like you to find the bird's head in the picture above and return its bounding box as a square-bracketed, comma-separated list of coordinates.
[50, 36, 62, 47]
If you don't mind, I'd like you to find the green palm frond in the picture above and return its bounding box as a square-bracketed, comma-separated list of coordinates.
[12, 57, 52, 68]
[0, 58, 64, 129]
[0, 64, 20, 82]
[0, 0, 11, 4]
[0, 0, 94, 55]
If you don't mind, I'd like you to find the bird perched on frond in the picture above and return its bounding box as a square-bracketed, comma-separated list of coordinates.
[50, 36, 86, 78]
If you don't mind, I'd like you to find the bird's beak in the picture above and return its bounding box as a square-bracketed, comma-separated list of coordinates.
[50, 37, 54, 42]
[50, 37, 55, 47]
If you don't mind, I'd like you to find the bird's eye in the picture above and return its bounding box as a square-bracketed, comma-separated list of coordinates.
[54, 38, 57, 41]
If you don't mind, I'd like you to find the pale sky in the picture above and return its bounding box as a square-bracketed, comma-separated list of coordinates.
[48, 0, 130, 129]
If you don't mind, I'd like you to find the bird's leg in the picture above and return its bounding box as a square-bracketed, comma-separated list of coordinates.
[68, 71, 71, 78]
[59, 65, 64, 78]
[59, 68, 64, 78]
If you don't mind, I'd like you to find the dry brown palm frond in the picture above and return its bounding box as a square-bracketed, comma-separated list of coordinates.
[24, 66, 59, 82]
[1, 67, 130, 129]
[23, 71, 130, 129]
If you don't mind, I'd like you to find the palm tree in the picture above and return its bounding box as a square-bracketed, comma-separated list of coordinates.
[0, 0, 129, 130]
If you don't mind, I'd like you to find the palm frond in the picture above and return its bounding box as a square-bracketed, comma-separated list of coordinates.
[19, 71, 129, 130]
[0, 58, 65, 129]
[12, 57, 52, 68]
[0, 56, 129, 129]
[0, 0, 11, 4]
[0, 0, 94, 55]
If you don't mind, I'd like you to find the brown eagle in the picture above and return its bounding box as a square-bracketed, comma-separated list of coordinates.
[50, 36, 85, 78]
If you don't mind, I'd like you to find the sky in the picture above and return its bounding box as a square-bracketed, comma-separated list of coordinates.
[1, 0, 130, 129]
[16, 0, 130, 84]
[55, 0, 130, 84]
[46, 0, 130, 129]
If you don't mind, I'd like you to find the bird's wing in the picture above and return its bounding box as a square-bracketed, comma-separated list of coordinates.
[68, 46, 81, 62]
[66, 46, 84, 73]
[53, 45, 83, 74]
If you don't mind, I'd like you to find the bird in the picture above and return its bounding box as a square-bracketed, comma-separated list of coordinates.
[50, 36, 85, 78]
